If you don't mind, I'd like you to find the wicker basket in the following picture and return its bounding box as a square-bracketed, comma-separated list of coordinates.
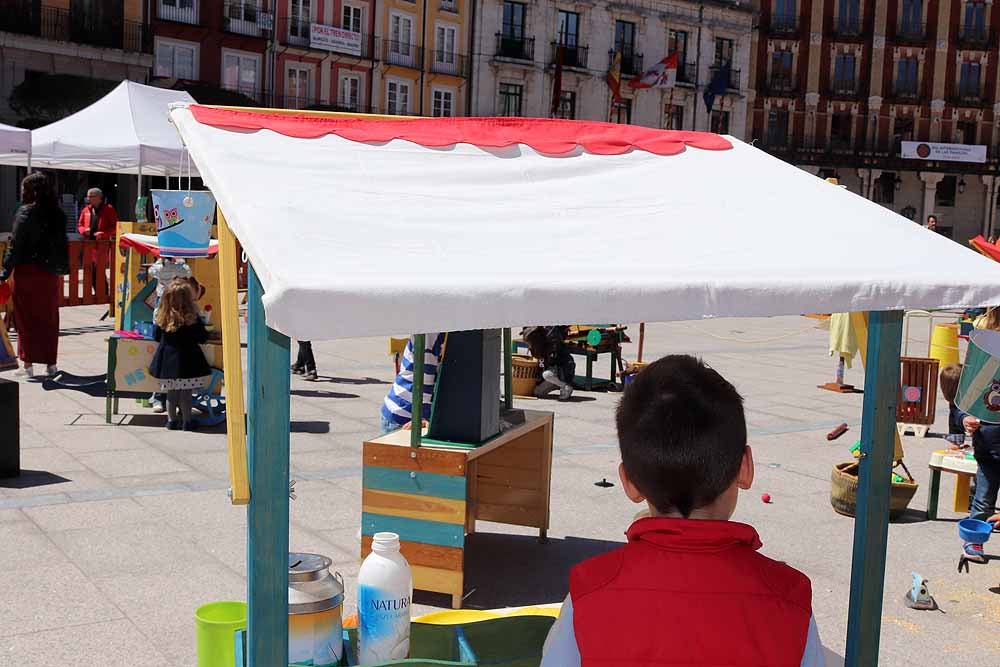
[830, 461, 919, 520]
[512, 355, 541, 397]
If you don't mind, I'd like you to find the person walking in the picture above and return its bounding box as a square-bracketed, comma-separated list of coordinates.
[0, 173, 69, 378]
[291, 340, 318, 381]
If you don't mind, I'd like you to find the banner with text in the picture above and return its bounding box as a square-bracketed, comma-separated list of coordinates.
[901, 141, 987, 163]
[310, 24, 363, 56]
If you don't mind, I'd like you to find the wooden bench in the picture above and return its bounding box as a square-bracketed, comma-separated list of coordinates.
[361, 409, 554, 608]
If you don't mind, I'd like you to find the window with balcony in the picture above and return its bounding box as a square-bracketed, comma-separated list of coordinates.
[767, 108, 789, 147]
[286, 64, 312, 109]
[556, 10, 584, 67]
[664, 103, 683, 130]
[433, 88, 454, 117]
[831, 113, 853, 150]
[500, 1, 530, 59]
[770, 50, 794, 91]
[899, 0, 922, 36]
[339, 74, 361, 111]
[715, 38, 734, 67]
[895, 57, 919, 97]
[837, 0, 861, 35]
[160, 0, 198, 24]
[289, 0, 311, 44]
[611, 99, 632, 124]
[959, 61, 982, 100]
[386, 79, 411, 115]
[711, 110, 730, 134]
[389, 13, 415, 66]
[498, 82, 523, 116]
[435, 24, 457, 69]
[615, 20, 639, 75]
[893, 117, 914, 153]
[962, 1, 987, 44]
[774, 0, 797, 32]
[552, 90, 576, 120]
[343, 4, 362, 33]
[669, 29, 690, 81]
[225, 1, 265, 36]
[222, 50, 260, 98]
[833, 53, 856, 94]
[155, 38, 197, 79]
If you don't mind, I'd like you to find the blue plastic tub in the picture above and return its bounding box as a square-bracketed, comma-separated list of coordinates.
[958, 518, 993, 544]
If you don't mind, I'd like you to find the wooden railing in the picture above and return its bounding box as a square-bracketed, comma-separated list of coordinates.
[64, 240, 114, 307]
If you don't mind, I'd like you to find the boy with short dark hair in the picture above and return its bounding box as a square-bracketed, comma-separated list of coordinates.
[940, 364, 966, 447]
[541, 354, 824, 666]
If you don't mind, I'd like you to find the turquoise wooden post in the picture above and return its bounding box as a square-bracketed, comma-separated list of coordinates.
[845, 310, 903, 666]
[411, 334, 425, 448]
[246, 267, 291, 667]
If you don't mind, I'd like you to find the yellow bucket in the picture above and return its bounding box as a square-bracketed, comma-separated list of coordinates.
[929, 323, 960, 368]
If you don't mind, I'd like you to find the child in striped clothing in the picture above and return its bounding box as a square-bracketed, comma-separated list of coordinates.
[380, 333, 445, 434]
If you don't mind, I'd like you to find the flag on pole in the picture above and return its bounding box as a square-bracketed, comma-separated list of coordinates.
[703, 61, 731, 113]
[550, 41, 564, 117]
[629, 52, 679, 90]
[607, 51, 623, 104]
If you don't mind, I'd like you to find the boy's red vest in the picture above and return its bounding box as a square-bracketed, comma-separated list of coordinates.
[570, 517, 812, 666]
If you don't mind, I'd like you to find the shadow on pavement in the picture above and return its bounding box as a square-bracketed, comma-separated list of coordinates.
[326, 376, 391, 386]
[291, 420, 331, 434]
[290, 389, 360, 400]
[0, 469, 71, 489]
[438, 532, 623, 609]
[41, 372, 107, 398]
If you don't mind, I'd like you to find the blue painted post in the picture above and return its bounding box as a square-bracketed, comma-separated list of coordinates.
[845, 310, 903, 667]
[246, 267, 291, 667]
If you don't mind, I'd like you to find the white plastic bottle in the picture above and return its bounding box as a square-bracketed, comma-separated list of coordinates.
[358, 532, 412, 664]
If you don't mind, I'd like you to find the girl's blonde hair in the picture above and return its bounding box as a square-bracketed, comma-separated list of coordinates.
[982, 307, 1000, 332]
[155, 279, 199, 332]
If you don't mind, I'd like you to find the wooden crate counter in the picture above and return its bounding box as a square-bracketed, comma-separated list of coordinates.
[361, 409, 554, 609]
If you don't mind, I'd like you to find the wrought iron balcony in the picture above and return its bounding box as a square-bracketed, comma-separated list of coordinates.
[223, 2, 272, 37]
[832, 16, 863, 38]
[440, 0, 458, 12]
[610, 50, 643, 77]
[950, 89, 989, 107]
[495, 33, 534, 61]
[957, 25, 992, 49]
[769, 14, 800, 37]
[382, 39, 424, 69]
[829, 79, 859, 98]
[677, 62, 697, 84]
[894, 20, 927, 44]
[891, 84, 920, 102]
[710, 64, 741, 90]
[549, 42, 589, 69]
[430, 51, 470, 77]
[766, 74, 798, 96]
[0, 4, 151, 53]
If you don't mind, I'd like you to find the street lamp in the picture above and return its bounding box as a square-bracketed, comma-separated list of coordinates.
[958, 177, 967, 194]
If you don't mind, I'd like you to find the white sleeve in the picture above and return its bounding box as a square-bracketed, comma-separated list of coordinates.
[541, 595, 581, 667]
[800, 615, 826, 667]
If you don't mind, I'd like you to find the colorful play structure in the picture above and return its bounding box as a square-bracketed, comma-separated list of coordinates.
[158, 103, 1000, 666]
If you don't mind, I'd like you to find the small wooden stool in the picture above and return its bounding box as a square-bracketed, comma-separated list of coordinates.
[926, 449, 977, 520]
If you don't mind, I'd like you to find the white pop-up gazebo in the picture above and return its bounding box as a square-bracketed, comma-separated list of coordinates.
[0, 122, 30, 168]
[169, 105, 1000, 667]
[0, 80, 196, 180]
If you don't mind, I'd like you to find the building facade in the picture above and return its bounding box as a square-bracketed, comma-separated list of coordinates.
[469, 0, 755, 134]
[750, 0, 1000, 240]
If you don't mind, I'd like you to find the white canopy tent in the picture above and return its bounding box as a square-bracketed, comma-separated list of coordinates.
[0, 122, 30, 168]
[170, 106, 1000, 341]
[169, 105, 1000, 667]
[0, 80, 196, 178]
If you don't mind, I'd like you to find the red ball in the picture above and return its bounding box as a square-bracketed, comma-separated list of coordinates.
[761, 493, 771, 504]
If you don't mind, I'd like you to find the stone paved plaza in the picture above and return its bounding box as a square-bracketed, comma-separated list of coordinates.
[1, 306, 998, 666]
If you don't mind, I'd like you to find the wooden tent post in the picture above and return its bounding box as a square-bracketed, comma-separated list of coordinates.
[246, 267, 291, 666]
[411, 333, 425, 448]
[845, 310, 903, 666]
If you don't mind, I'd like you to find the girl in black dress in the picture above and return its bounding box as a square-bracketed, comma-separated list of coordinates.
[150, 280, 211, 430]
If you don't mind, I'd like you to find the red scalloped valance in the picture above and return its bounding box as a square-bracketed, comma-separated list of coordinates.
[188, 106, 732, 156]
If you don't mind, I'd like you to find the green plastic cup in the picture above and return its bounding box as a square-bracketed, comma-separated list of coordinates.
[196, 600, 246, 667]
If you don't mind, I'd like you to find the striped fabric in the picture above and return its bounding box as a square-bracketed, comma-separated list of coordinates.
[381, 333, 444, 427]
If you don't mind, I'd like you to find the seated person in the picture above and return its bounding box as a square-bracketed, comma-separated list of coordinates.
[522, 325, 575, 401]
[542, 355, 824, 666]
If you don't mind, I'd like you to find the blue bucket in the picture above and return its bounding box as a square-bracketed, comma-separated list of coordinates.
[151, 190, 215, 258]
[958, 518, 993, 544]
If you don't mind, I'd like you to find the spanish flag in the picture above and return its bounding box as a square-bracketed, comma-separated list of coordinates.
[607, 50, 623, 104]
